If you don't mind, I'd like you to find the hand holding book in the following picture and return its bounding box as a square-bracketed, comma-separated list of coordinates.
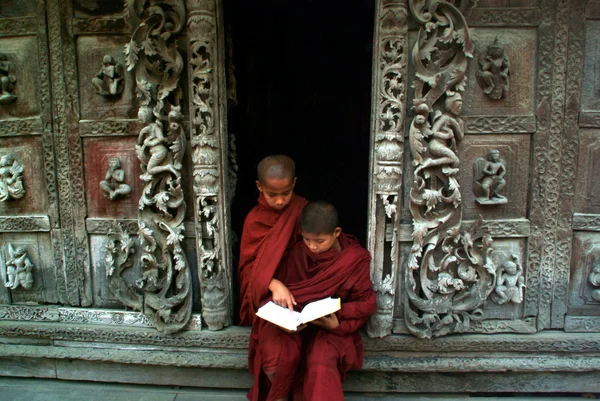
[256, 297, 341, 331]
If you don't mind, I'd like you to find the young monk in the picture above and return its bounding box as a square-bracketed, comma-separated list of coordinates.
[238, 154, 308, 327]
[249, 201, 377, 401]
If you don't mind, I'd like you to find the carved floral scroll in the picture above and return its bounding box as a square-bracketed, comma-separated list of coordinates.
[366, 0, 409, 338]
[106, 0, 192, 334]
[406, 0, 497, 338]
[186, 0, 233, 331]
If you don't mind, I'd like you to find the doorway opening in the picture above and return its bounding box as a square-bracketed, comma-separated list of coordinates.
[226, 0, 375, 268]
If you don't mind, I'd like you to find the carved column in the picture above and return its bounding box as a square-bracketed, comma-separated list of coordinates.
[186, 0, 233, 330]
[119, 0, 192, 334]
[366, 0, 409, 338]
[404, 0, 497, 338]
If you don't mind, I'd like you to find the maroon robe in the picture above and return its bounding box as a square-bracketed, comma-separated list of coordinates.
[248, 233, 376, 401]
[238, 193, 307, 326]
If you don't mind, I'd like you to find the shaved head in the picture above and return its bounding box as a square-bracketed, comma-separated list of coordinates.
[300, 201, 339, 234]
[257, 155, 296, 183]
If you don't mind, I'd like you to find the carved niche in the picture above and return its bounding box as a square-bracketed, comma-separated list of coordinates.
[490, 253, 525, 305]
[105, 0, 192, 334]
[4, 243, 33, 290]
[99, 157, 131, 200]
[0, 154, 25, 202]
[406, 0, 498, 338]
[476, 38, 510, 100]
[92, 55, 124, 97]
[0, 52, 17, 105]
[473, 149, 507, 205]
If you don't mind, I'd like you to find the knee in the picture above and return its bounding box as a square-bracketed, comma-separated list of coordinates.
[305, 337, 338, 370]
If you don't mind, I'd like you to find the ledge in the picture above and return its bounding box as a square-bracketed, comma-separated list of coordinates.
[2, 322, 600, 392]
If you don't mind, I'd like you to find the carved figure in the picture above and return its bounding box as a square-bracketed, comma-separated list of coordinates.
[406, 0, 496, 338]
[477, 38, 510, 100]
[4, 244, 34, 290]
[100, 157, 132, 200]
[589, 264, 600, 301]
[92, 55, 124, 97]
[414, 92, 464, 176]
[491, 254, 525, 305]
[136, 106, 178, 181]
[474, 149, 507, 205]
[0, 154, 25, 202]
[0, 52, 16, 104]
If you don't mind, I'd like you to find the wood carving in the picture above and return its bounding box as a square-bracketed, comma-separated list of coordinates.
[490, 254, 525, 305]
[4, 244, 34, 290]
[473, 149, 507, 205]
[590, 264, 600, 302]
[99, 157, 131, 200]
[476, 38, 510, 100]
[406, 0, 497, 338]
[105, 0, 191, 334]
[92, 55, 124, 97]
[0, 52, 17, 105]
[0, 154, 25, 202]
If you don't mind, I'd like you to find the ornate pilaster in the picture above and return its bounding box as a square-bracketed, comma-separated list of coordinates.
[405, 0, 496, 338]
[112, 0, 192, 334]
[186, 0, 232, 330]
[366, 0, 409, 338]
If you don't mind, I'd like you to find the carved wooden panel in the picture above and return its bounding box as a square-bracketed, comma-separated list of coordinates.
[84, 137, 142, 219]
[76, 36, 136, 120]
[0, 36, 41, 119]
[568, 232, 600, 316]
[458, 134, 530, 220]
[0, 233, 57, 304]
[0, 137, 48, 216]
[575, 130, 600, 214]
[463, 28, 536, 117]
[581, 20, 600, 117]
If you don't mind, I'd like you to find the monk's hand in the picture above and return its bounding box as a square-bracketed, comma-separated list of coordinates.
[268, 278, 297, 312]
[311, 313, 340, 330]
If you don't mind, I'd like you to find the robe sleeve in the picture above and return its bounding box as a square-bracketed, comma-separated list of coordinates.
[330, 260, 376, 336]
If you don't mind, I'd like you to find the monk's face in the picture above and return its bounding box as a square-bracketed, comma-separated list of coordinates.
[256, 176, 296, 210]
[302, 228, 341, 254]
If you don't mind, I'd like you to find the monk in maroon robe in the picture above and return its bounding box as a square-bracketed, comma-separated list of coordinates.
[248, 201, 376, 401]
[239, 155, 307, 326]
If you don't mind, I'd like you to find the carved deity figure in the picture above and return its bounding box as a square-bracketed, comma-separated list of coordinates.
[0, 52, 16, 104]
[100, 157, 132, 200]
[491, 254, 525, 305]
[0, 154, 25, 202]
[414, 92, 465, 176]
[476, 38, 510, 100]
[136, 107, 178, 181]
[92, 55, 124, 97]
[4, 244, 34, 290]
[589, 265, 600, 301]
[474, 149, 507, 205]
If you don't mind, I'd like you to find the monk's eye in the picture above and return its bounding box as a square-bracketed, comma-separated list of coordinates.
[283, 191, 291, 196]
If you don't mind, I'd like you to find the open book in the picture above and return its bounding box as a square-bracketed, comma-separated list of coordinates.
[256, 297, 341, 331]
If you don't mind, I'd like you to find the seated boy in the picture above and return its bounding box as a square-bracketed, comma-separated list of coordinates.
[239, 154, 307, 326]
[249, 201, 376, 401]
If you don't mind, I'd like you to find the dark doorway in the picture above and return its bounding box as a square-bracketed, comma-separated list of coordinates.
[226, 0, 374, 248]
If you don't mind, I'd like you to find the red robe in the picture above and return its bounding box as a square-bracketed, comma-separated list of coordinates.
[238, 193, 308, 326]
[248, 233, 376, 401]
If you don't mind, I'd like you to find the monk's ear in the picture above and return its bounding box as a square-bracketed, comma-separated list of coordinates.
[255, 180, 263, 193]
[333, 227, 342, 238]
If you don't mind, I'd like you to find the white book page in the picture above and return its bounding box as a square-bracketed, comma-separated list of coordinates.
[256, 301, 302, 331]
[299, 297, 341, 325]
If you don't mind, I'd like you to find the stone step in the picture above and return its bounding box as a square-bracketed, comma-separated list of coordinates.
[0, 377, 595, 401]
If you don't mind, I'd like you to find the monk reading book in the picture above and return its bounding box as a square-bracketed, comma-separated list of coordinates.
[247, 201, 376, 401]
[238, 154, 308, 326]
